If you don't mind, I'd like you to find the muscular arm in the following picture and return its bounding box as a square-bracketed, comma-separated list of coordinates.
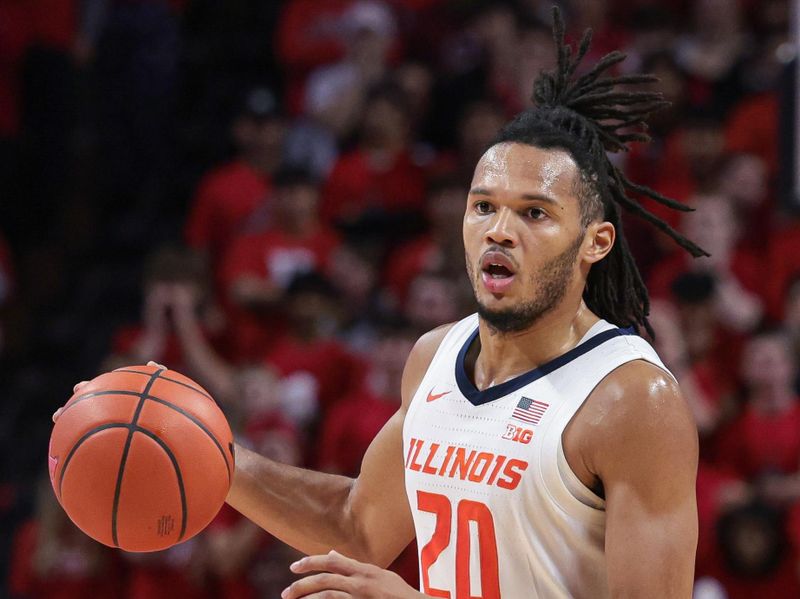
[225, 324, 452, 566]
[581, 361, 698, 598]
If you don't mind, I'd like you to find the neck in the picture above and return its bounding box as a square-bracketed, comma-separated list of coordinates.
[471, 298, 599, 391]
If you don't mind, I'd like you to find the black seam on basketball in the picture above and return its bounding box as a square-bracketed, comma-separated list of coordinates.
[113, 368, 152, 376]
[135, 427, 188, 542]
[63, 390, 142, 415]
[113, 368, 214, 402]
[145, 395, 232, 481]
[111, 369, 163, 547]
[57, 423, 131, 499]
[159, 375, 214, 401]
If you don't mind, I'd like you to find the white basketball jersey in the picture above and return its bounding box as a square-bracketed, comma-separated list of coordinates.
[403, 313, 671, 599]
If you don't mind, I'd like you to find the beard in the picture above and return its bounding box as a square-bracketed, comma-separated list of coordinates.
[468, 233, 584, 334]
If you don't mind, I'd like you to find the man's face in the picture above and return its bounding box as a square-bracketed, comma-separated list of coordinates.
[463, 142, 590, 332]
[276, 184, 319, 227]
[742, 335, 795, 392]
[362, 98, 408, 146]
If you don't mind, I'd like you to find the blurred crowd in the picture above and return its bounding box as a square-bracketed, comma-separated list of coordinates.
[0, 0, 797, 598]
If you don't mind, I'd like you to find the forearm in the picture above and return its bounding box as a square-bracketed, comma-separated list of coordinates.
[226, 444, 366, 559]
[172, 313, 236, 404]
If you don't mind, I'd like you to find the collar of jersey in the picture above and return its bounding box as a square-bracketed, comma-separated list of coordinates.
[455, 325, 638, 406]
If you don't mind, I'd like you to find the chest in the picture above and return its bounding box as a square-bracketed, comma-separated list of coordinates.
[403, 387, 562, 511]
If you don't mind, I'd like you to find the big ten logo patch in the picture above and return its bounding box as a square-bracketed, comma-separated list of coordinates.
[502, 424, 533, 444]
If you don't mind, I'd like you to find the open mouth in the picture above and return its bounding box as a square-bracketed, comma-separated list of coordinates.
[480, 251, 516, 277]
[484, 263, 513, 279]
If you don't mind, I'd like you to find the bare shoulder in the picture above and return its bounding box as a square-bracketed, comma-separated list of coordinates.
[578, 360, 698, 479]
[400, 322, 457, 409]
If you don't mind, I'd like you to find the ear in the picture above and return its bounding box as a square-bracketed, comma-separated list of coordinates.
[582, 221, 615, 264]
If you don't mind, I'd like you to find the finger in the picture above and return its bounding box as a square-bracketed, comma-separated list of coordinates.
[291, 593, 350, 599]
[52, 407, 64, 423]
[146, 360, 167, 370]
[73, 381, 90, 394]
[281, 572, 353, 599]
[290, 551, 365, 576]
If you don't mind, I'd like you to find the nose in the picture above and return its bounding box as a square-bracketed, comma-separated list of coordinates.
[484, 207, 518, 248]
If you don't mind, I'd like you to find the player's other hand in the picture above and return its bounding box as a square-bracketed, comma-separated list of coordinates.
[282, 550, 425, 599]
[53, 361, 167, 423]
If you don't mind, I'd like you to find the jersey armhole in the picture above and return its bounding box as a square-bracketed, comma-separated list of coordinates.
[556, 438, 605, 510]
[554, 352, 673, 513]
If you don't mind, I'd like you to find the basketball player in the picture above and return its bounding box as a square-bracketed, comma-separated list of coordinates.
[61, 9, 703, 598]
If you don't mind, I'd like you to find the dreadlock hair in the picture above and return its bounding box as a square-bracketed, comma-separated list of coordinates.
[492, 6, 708, 337]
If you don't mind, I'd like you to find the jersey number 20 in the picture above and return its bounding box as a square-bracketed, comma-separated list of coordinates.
[417, 490, 500, 598]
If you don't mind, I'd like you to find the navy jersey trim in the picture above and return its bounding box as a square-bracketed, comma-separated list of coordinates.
[455, 325, 638, 406]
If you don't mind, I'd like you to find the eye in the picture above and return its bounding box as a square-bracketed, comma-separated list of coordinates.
[526, 207, 548, 220]
[474, 201, 493, 214]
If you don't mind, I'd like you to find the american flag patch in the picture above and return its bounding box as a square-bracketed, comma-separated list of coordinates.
[512, 397, 549, 425]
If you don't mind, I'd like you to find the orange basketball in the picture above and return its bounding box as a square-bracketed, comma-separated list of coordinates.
[48, 364, 234, 552]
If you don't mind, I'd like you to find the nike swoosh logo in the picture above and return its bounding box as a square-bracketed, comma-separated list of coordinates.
[426, 390, 450, 403]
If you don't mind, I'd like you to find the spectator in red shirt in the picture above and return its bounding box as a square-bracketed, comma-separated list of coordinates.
[263, 273, 365, 429]
[712, 501, 800, 599]
[185, 87, 286, 267]
[326, 241, 383, 355]
[221, 167, 339, 311]
[646, 116, 727, 227]
[384, 175, 467, 307]
[320, 83, 426, 226]
[317, 321, 414, 476]
[165, 279, 309, 456]
[275, 0, 354, 114]
[315, 320, 420, 590]
[649, 297, 731, 441]
[106, 246, 223, 374]
[694, 463, 748, 578]
[713, 152, 772, 251]
[617, 53, 697, 279]
[649, 194, 763, 333]
[203, 408, 302, 599]
[285, 2, 401, 180]
[9, 476, 122, 599]
[672, 0, 751, 115]
[220, 167, 340, 359]
[304, 1, 397, 140]
[163, 280, 280, 422]
[718, 331, 800, 495]
[723, 18, 786, 178]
